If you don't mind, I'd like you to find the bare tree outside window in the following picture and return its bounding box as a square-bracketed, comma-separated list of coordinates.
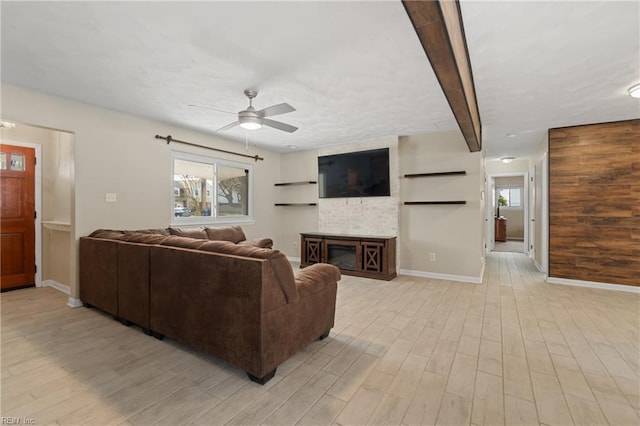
[218, 166, 248, 216]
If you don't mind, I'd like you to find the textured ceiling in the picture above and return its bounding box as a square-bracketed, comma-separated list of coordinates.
[2, 1, 639, 159]
[460, 1, 640, 159]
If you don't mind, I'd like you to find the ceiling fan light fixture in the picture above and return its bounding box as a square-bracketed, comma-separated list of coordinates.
[239, 116, 263, 130]
[628, 83, 640, 98]
[501, 157, 515, 164]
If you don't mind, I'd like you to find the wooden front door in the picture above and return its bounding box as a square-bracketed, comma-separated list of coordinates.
[1, 144, 36, 290]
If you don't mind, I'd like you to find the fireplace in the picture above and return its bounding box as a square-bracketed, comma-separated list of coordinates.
[300, 233, 396, 280]
[326, 243, 357, 271]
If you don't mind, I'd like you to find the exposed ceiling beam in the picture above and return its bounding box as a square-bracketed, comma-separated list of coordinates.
[402, 0, 482, 152]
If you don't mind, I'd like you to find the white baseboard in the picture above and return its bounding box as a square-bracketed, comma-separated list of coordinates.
[546, 276, 640, 293]
[287, 256, 301, 264]
[42, 279, 70, 294]
[41, 280, 83, 308]
[533, 260, 545, 274]
[67, 297, 83, 308]
[399, 268, 483, 284]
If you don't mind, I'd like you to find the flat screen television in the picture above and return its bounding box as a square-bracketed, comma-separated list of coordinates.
[318, 148, 390, 198]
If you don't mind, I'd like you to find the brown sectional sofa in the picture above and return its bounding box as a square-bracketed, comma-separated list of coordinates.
[79, 226, 340, 384]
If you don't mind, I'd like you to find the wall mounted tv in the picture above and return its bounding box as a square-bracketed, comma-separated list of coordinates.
[318, 148, 390, 198]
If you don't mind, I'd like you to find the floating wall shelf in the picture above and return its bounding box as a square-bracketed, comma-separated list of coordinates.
[404, 201, 466, 205]
[404, 171, 466, 178]
[274, 181, 317, 186]
[275, 203, 317, 206]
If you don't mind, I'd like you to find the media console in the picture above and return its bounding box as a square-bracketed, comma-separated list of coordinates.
[300, 232, 396, 280]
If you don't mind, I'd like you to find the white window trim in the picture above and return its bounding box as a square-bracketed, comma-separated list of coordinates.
[171, 150, 254, 226]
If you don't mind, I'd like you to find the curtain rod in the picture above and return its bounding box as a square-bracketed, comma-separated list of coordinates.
[155, 134, 264, 162]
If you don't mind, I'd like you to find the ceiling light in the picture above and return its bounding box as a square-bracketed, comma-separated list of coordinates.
[286, 145, 297, 150]
[239, 116, 262, 130]
[501, 157, 515, 164]
[628, 83, 640, 98]
[239, 122, 262, 130]
[506, 133, 517, 138]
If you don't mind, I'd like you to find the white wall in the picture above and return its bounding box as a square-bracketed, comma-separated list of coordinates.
[278, 149, 320, 259]
[2, 84, 282, 299]
[399, 130, 484, 282]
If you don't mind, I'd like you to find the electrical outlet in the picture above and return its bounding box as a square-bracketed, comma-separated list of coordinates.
[105, 193, 117, 203]
[429, 252, 436, 261]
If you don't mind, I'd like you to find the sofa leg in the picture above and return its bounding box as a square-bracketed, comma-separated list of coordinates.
[152, 331, 165, 341]
[83, 302, 93, 308]
[120, 318, 131, 327]
[318, 330, 330, 340]
[142, 328, 152, 336]
[247, 369, 276, 385]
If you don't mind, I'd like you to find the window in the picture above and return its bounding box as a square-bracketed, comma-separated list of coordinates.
[497, 186, 522, 208]
[172, 152, 253, 225]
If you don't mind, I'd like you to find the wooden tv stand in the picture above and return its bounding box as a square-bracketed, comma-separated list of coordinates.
[300, 232, 396, 280]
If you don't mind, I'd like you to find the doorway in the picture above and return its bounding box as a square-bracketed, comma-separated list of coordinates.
[1, 122, 74, 301]
[488, 174, 528, 254]
[0, 144, 37, 290]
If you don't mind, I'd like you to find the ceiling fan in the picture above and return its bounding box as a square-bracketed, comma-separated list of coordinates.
[190, 90, 298, 133]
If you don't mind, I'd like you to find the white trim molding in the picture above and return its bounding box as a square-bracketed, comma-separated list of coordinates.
[67, 298, 83, 308]
[42, 279, 70, 294]
[533, 259, 545, 274]
[546, 276, 640, 293]
[400, 267, 484, 285]
[42, 221, 72, 232]
[41, 280, 83, 307]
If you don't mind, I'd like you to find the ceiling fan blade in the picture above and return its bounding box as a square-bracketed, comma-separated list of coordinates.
[188, 104, 236, 115]
[263, 119, 298, 133]
[217, 121, 240, 131]
[259, 103, 296, 118]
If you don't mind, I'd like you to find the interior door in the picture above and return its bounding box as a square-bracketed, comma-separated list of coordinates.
[0, 144, 36, 290]
[530, 167, 536, 260]
[487, 178, 496, 252]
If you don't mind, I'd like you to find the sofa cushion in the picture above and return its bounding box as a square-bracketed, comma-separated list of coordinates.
[122, 233, 168, 244]
[168, 227, 208, 239]
[134, 228, 170, 236]
[87, 229, 128, 240]
[199, 241, 299, 303]
[205, 226, 246, 243]
[295, 264, 341, 298]
[238, 238, 274, 249]
[160, 235, 208, 249]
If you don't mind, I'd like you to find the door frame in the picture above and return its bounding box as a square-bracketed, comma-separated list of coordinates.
[486, 172, 529, 255]
[539, 152, 549, 274]
[1, 139, 42, 286]
[484, 175, 496, 253]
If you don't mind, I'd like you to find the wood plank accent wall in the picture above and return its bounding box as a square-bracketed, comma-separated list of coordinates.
[549, 119, 640, 287]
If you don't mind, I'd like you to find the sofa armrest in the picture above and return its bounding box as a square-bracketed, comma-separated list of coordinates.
[295, 263, 341, 298]
[239, 238, 274, 249]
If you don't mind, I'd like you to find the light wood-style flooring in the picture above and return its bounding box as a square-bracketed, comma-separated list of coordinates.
[492, 241, 525, 253]
[1, 253, 639, 425]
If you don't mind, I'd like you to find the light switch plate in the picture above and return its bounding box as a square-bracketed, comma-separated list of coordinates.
[105, 193, 117, 203]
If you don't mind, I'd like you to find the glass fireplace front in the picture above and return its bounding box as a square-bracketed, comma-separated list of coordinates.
[326, 244, 357, 271]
